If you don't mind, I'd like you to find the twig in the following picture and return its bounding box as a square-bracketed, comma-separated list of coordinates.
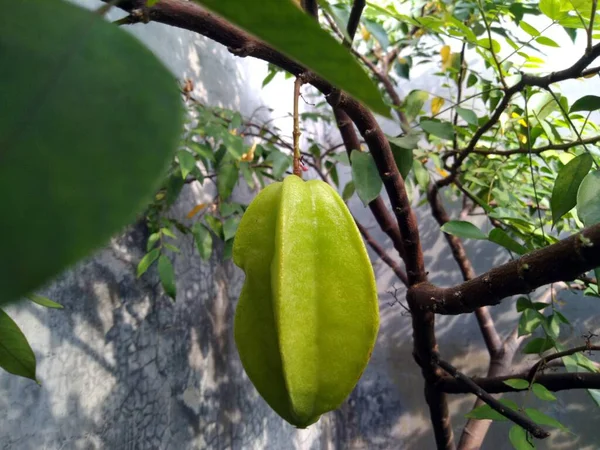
[435, 356, 550, 439]
[589, 0, 598, 52]
[527, 344, 600, 381]
[345, 0, 365, 45]
[293, 78, 302, 177]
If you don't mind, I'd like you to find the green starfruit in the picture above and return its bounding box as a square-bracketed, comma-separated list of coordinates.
[233, 175, 379, 428]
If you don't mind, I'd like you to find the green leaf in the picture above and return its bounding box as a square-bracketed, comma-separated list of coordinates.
[192, 223, 213, 260]
[509, 425, 533, 450]
[525, 408, 567, 429]
[536, 36, 559, 47]
[387, 133, 421, 150]
[137, 248, 161, 278]
[522, 337, 554, 354]
[456, 107, 479, 126]
[161, 227, 177, 239]
[223, 239, 234, 260]
[351, 151, 382, 206]
[420, 120, 455, 140]
[551, 154, 593, 225]
[532, 383, 557, 401]
[158, 255, 176, 300]
[413, 160, 430, 190]
[519, 309, 545, 336]
[342, 181, 355, 202]
[0, 0, 183, 305]
[165, 173, 185, 207]
[28, 294, 63, 309]
[163, 243, 180, 254]
[0, 309, 37, 381]
[193, 0, 390, 117]
[177, 150, 197, 179]
[516, 297, 533, 312]
[217, 154, 239, 200]
[205, 215, 224, 239]
[520, 21, 540, 36]
[441, 221, 488, 240]
[146, 232, 161, 252]
[261, 69, 277, 88]
[465, 403, 508, 421]
[404, 90, 429, 121]
[477, 37, 501, 53]
[267, 151, 292, 179]
[540, 0, 564, 20]
[363, 18, 390, 49]
[503, 379, 530, 389]
[223, 217, 240, 241]
[570, 95, 600, 113]
[577, 170, 600, 226]
[489, 228, 527, 255]
[387, 141, 414, 180]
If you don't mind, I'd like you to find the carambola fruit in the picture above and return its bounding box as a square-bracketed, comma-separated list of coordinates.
[233, 175, 379, 427]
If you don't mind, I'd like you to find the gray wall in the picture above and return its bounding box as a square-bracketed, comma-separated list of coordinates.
[1, 3, 599, 450]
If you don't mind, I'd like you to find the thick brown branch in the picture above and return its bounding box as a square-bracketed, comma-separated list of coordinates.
[435, 357, 550, 439]
[427, 184, 502, 355]
[356, 220, 408, 286]
[411, 223, 600, 314]
[439, 372, 600, 394]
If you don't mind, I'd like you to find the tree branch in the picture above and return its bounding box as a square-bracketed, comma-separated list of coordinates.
[345, 0, 365, 45]
[435, 356, 550, 439]
[449, 135, 600, 156]
[411, 223, 600, 314]
[527, 345, 600, 381]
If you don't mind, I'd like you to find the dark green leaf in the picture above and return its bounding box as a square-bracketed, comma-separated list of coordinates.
[0, 309, 36, 381]
[525, 408, 566, 429]
[577, 170, 600, 226]
[158, 255, 176, 300]
[532, 383, 557, 401]
[516, 297, 533, 312]
[441, 220, 488, 240]
[192, 223, 213, 260]
[166, 173, 185, 207]
[217, 155, 239, 200]
[351, 151, 382, 206]
[193, 0, 389, 117]
[205, 215, 224, 240]
[519, 309, 544, 336]
[420, 120, 455, 140]
[223, 239, 234, 260]
[28, 294, 63, 309]
[137, 249, 161, 278]
[0, 0, 183, 304]
[342, 181, 355, 201]
[509, 425, 533, 450]
[394, 57, 411, 79]
[522, 337, 554, 354]
[489, 228, 527, 255]
[388, 141, 414, 180]
[551, 154, 593, 225]
[570, 96, 600, 113]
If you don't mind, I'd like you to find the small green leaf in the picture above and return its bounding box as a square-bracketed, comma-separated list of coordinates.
[267, 151, 292, 179]
[477, 37, 501, 53]
[577, 170, 600, 226]
[146, 232, 161, 251]
[532, 383, 557, 401]
[205, 215, 224, 240]
[420, 120, 455, 140]
[28, 294, 63, 309]
[262, 69, 277, 88]
[516, 297, 533, 312]
[570, 95, 600, 113]
[551, 154, 593, 225]
[137, 248, 161, 278]
[158, 255, 176, 300]
[223, 238, 234, 260]
[441, 220, 488, 240]
[413, 160, 430, 190]
[465, 404, 508, 421]
[161, 227, 177, 239]
[223, 217, 240, 241]
[387, 143, 414, 180]
[522, 337, 554, 354]
[387, 133, 421, 150]
[525, 408, 566, 430]
[193, 0, 390, 117]
[404, 90, 429, 121]
[351, 151, 382, 206]
[0, 309, 37, 381]
[509, 425, 533, 450]
[192, 223, 213, 260]
[342, 181, 355, 201]
[329, 152, 350, 165]
[536, 36, 559, 47]
[503, 378, 530, 389]
[0, 0, 184, 304]
[177, 150, 197, 179]
[489, 228, 527, 255]
[520, 21, 540, 36]
[217, 154, 239, 200]
[163, 243, 181, 254]
[456, 107, 479, 126]
[519, 309, 545, 336]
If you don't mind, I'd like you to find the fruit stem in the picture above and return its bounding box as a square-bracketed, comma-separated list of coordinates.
[292, 77, 302, 178]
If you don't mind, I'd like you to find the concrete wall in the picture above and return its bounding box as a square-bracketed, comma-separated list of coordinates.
[1, 2, 599, 449]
